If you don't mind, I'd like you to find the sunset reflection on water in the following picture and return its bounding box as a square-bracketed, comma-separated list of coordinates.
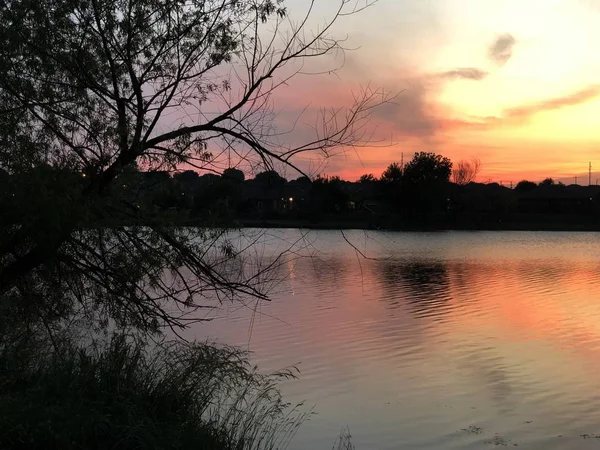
[191, 230, 600, 450]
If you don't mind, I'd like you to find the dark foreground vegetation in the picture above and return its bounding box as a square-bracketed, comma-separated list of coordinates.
[0, 334, 304, 450]
[0, 0, 379, 447]
[1, 0, 588, 446]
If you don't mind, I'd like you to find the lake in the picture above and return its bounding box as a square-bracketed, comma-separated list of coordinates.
[189, 230, 600, 450]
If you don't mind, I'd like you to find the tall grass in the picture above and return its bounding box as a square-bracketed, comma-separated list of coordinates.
[333, 428, 356, 450]
[0, 333, 307, 450]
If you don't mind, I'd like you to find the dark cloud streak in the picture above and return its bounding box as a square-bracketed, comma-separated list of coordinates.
[489, 34, 516, 66]
[438, 67, 488, 81]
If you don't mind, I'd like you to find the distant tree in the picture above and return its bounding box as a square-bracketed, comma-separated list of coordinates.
[222, 168, 245, 183]
[359, 173, 377, 183]
[291, 176, 311, 185]
[452, 158, 481, 185]
[515, 180, 537, 193]
[192, 174, 227, 215]
[217, 169, 245, 213]
[400, 152, 452, 217]
[539, 178, 555, 186]
[288, 176, 312, 202]
[148, 173, 180, 210]
[379, 163, 403, 208]
[254, 170, 286, 188]
[381, 163, 403, 184]
[403, 152, 452, 185]
[174, 170, 199, 183]
[310, 175, 348, 213]
[171, 170, 199, 208]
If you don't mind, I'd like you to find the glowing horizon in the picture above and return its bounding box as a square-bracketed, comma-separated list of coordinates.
[264, 0, 600, 185]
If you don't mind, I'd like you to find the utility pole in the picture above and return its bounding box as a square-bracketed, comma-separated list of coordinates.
[575, 176, 578, 185]
[590, 162, 592, 186]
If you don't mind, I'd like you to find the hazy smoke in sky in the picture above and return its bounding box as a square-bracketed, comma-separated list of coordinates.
[489, 34, 516, 66]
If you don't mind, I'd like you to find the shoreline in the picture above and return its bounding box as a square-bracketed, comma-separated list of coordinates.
[236, 216, 600, 232]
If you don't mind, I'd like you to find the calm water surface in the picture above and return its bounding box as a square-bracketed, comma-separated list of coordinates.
[190, 230, 600, 450]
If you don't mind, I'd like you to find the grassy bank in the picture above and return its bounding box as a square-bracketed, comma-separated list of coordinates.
[0, 334, 306, 450]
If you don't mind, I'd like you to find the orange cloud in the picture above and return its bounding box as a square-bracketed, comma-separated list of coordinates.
[503, 85, 600, 119]
[435, 85, 600, 132]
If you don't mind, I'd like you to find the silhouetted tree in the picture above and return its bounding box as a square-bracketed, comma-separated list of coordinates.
[191, 174, 236, 217]
[381, 163, 403, 184]
[174, 170, 199, 184]
[402, 152, 452, 218]
[539, 178, 555, 186]
[254, 170, 287, 189]
[219, 169, 245, 213]
[222, 168, 245, 183]
[359, 173, 377, 183]
[172, 171, 199, 209]
[379, 163, 403, 209]
[452, 158, 481, 185]
[515, 180, 537, 193]
[310, 175, 348, 214]
[0, 0, 389, 336]
[291, 176, 311, 186]
[403, 152, 452, 185]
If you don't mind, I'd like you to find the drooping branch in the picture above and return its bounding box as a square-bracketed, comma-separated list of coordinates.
[0, 0, 389, 331]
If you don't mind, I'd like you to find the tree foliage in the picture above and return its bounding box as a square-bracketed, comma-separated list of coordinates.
[223, 168, 245, 183]
[359, 173, 376, 183]
[403, 152, 452, 185]
[253, 170, 286, 188]
[0, 0, 388, 333]
[380, 163, 403, 184]
[310, 175, 348, 213]
[515, 180, 537, 193]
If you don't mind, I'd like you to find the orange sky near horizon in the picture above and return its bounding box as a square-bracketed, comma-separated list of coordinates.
[269, 0, 600, 185]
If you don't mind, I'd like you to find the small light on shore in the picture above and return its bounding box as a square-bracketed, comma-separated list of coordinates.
[289, 197, 294, 202]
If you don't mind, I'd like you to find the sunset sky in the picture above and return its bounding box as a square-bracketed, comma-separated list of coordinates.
[271, 0, 600, 184]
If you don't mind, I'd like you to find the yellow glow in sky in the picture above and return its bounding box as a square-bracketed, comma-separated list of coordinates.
[280, 0, 600, 182]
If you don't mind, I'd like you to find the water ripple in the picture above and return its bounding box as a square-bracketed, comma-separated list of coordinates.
[189, 230, 600, 450]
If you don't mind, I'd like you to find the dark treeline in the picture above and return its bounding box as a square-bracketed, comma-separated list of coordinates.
[7, 152, 600, 231]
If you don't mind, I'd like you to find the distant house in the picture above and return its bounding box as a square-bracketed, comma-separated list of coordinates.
[241, 179, 309, 215]
[345, 182, 385, 213]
